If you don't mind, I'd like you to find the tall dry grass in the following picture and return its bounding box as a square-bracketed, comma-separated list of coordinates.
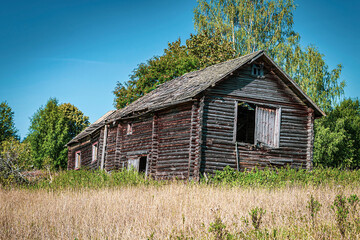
[1, 184, 360, 239]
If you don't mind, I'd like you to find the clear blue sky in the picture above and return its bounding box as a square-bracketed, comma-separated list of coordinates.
[0, 0, 359, 139]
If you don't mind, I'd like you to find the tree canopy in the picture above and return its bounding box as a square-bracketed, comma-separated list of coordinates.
[28, 98, 89, 170]
[0, 101, 18, 143]
[113, 31, 235, 109]
[194, 0, 345, 112]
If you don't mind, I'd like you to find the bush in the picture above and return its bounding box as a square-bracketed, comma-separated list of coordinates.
[314, 98, 360, 169]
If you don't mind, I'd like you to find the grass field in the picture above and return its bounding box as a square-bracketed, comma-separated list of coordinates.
[1, 169, 360, 239]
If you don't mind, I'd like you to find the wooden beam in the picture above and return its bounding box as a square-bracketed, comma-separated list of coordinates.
[100, 124, 108, 170]
[306, 108, 314, 170]
[193, 96, 205, 181]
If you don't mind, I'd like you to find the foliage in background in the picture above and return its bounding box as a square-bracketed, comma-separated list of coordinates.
[0, 101, 18, 143]
[113, 31, 235, 109]
[314, 99, 360, 169]
[0, 137, 31, 170]
[194, 0, 344, 112]
[27, 98, 89, 170]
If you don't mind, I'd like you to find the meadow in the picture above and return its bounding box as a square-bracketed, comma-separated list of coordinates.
[1, 168, 360, 239]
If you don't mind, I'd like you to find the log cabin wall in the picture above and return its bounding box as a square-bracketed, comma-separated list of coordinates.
[155, 103, 193, 179]
[105, 124, 117, 171]
[67, 104, 194, 177]
[200, 62, 313, 174]
[114, 116, 153, 171]
[67, 131, 101, 170]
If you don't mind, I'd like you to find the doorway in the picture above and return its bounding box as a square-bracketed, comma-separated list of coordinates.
[127, 155, 147, 173]
[139, 156, 147, 172]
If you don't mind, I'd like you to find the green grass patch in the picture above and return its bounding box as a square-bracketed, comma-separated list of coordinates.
[206, 166, 360, 187]
[2, 166, 360, 189]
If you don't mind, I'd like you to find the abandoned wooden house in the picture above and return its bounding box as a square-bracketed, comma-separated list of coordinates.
[66, 50, 325, 180]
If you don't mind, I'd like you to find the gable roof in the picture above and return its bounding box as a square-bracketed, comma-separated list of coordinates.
[67, 50, 325, 146]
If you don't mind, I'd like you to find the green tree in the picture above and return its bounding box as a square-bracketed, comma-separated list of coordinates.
[0, 136, 31, 185]
[314, 99, 360, 169]
[28, 98, 89, 170]
[113, 31, 235, 109]
[194, 0, 344, 112]
[0, 136, 31, 170]
[0, 101, 18, 143]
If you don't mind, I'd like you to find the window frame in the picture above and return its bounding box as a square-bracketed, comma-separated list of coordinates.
[75, 151, 81, 169]
[92, 142, 98, 163]
[234, 100, 281, 148]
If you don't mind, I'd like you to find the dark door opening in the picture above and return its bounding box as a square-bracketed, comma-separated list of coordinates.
[139, 156, 147, 172]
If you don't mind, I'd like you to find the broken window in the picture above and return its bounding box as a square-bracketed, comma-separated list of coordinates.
[92, 142, 98, 162]
[75, 151, 81, 169]
[235, 102, 281, 148]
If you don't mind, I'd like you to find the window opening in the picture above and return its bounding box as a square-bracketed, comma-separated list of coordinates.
[252, 64, 264, 77]
[75, 151, 81, 169]
[126, 123, 133, 135]
[236, 102, 256, 144]
[92, 142, 98, 162]
[235, 102, 281, 148]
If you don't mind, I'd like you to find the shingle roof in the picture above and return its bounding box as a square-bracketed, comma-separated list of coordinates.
[107, 50, 261, 121]
[67, 50, 325, 146]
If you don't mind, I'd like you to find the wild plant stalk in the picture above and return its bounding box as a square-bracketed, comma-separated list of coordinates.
[332, 194, 349, 237]
[249, 207, 266, 230]
[307, 195, 321, 227]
